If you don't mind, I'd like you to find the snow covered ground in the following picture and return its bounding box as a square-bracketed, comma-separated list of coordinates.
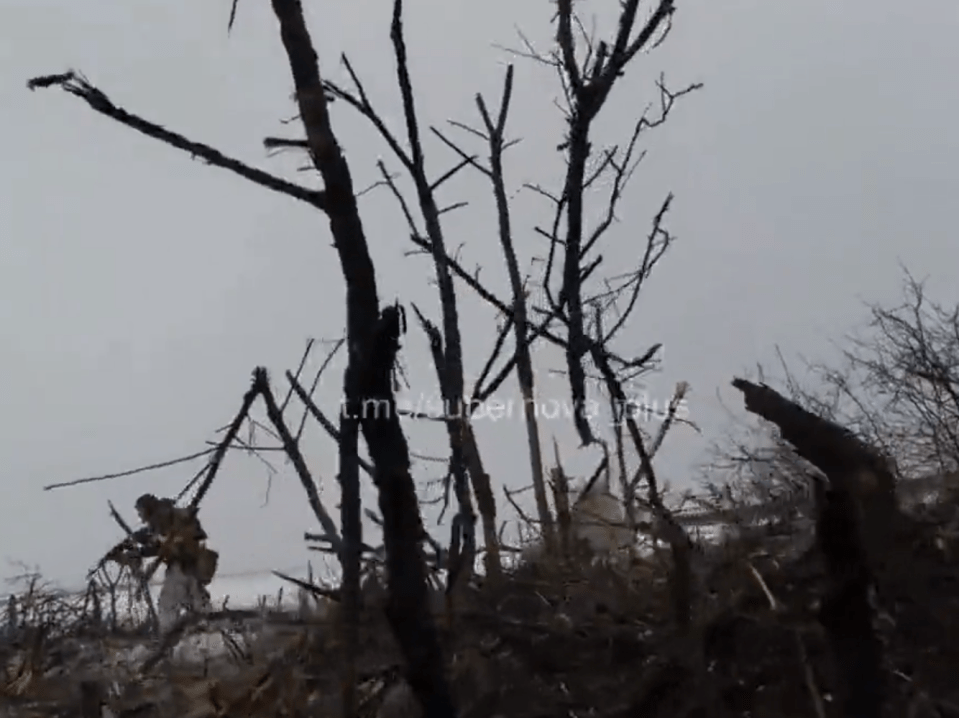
[3, 563, 326, 608]
[1, 564, 336, 670]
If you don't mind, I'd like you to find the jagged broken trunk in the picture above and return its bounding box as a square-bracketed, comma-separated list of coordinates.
[731, 378, 900, 572]
[732, 378, 889, 718]
[269, 1, 457, 714]
[354, 305, 456, 718]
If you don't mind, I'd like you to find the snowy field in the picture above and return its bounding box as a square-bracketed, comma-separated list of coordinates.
[3, 564, 322, 608]
[0, 564, 336, 669]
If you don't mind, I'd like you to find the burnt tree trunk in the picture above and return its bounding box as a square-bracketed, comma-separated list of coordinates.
[731, 378, 899, 570]
[734, 379, 886, 718]
[813, 479, 884, 718]
[272, 3, 455, 716]
[359, 306, 456, 718]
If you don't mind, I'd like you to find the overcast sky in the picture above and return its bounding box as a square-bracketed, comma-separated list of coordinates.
[1, 0, 956, 588]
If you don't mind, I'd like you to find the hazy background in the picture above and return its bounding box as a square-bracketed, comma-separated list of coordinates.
[1, 0, 956, 588]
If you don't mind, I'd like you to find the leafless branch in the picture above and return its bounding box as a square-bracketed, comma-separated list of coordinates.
[43, 447, 214, 492]
[27, 71, 327, 209]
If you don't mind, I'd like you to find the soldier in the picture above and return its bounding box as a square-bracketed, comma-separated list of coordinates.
[132, 494, 219, 631]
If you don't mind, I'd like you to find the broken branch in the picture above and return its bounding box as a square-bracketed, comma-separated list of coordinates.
[27, 71, 326, 209]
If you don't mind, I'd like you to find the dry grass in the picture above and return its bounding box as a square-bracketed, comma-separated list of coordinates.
[2, 492, 959, 718]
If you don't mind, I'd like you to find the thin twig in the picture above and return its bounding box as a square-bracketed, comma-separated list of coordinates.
[44, 448, 214, 492]
[256, 367, 343, 553]
[286, 370, 375, 476]
[189, 375, 261, 509]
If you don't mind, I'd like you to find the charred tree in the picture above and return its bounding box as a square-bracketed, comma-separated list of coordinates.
[735, 379, 888, 718]
[813, 480, 884, 718]
[356, 304, 455, 718]
[731, 377, 900, 572]
[272, 3, 454, 716]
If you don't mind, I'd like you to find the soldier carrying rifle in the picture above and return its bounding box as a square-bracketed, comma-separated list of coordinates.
[103, 494, 219, 632]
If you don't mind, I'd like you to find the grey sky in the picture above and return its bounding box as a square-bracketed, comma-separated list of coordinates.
[1, 0, 956, 587]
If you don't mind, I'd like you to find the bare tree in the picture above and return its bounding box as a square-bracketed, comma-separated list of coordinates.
[319, 0, 701, 578]
[703, 271, 959, 718]
[30, 5, 454, 712]
[28, 0, 704, 711]
[823, 270, 959, 478]
[411, 1, 701, 566]
[713, 269, 959, 525]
